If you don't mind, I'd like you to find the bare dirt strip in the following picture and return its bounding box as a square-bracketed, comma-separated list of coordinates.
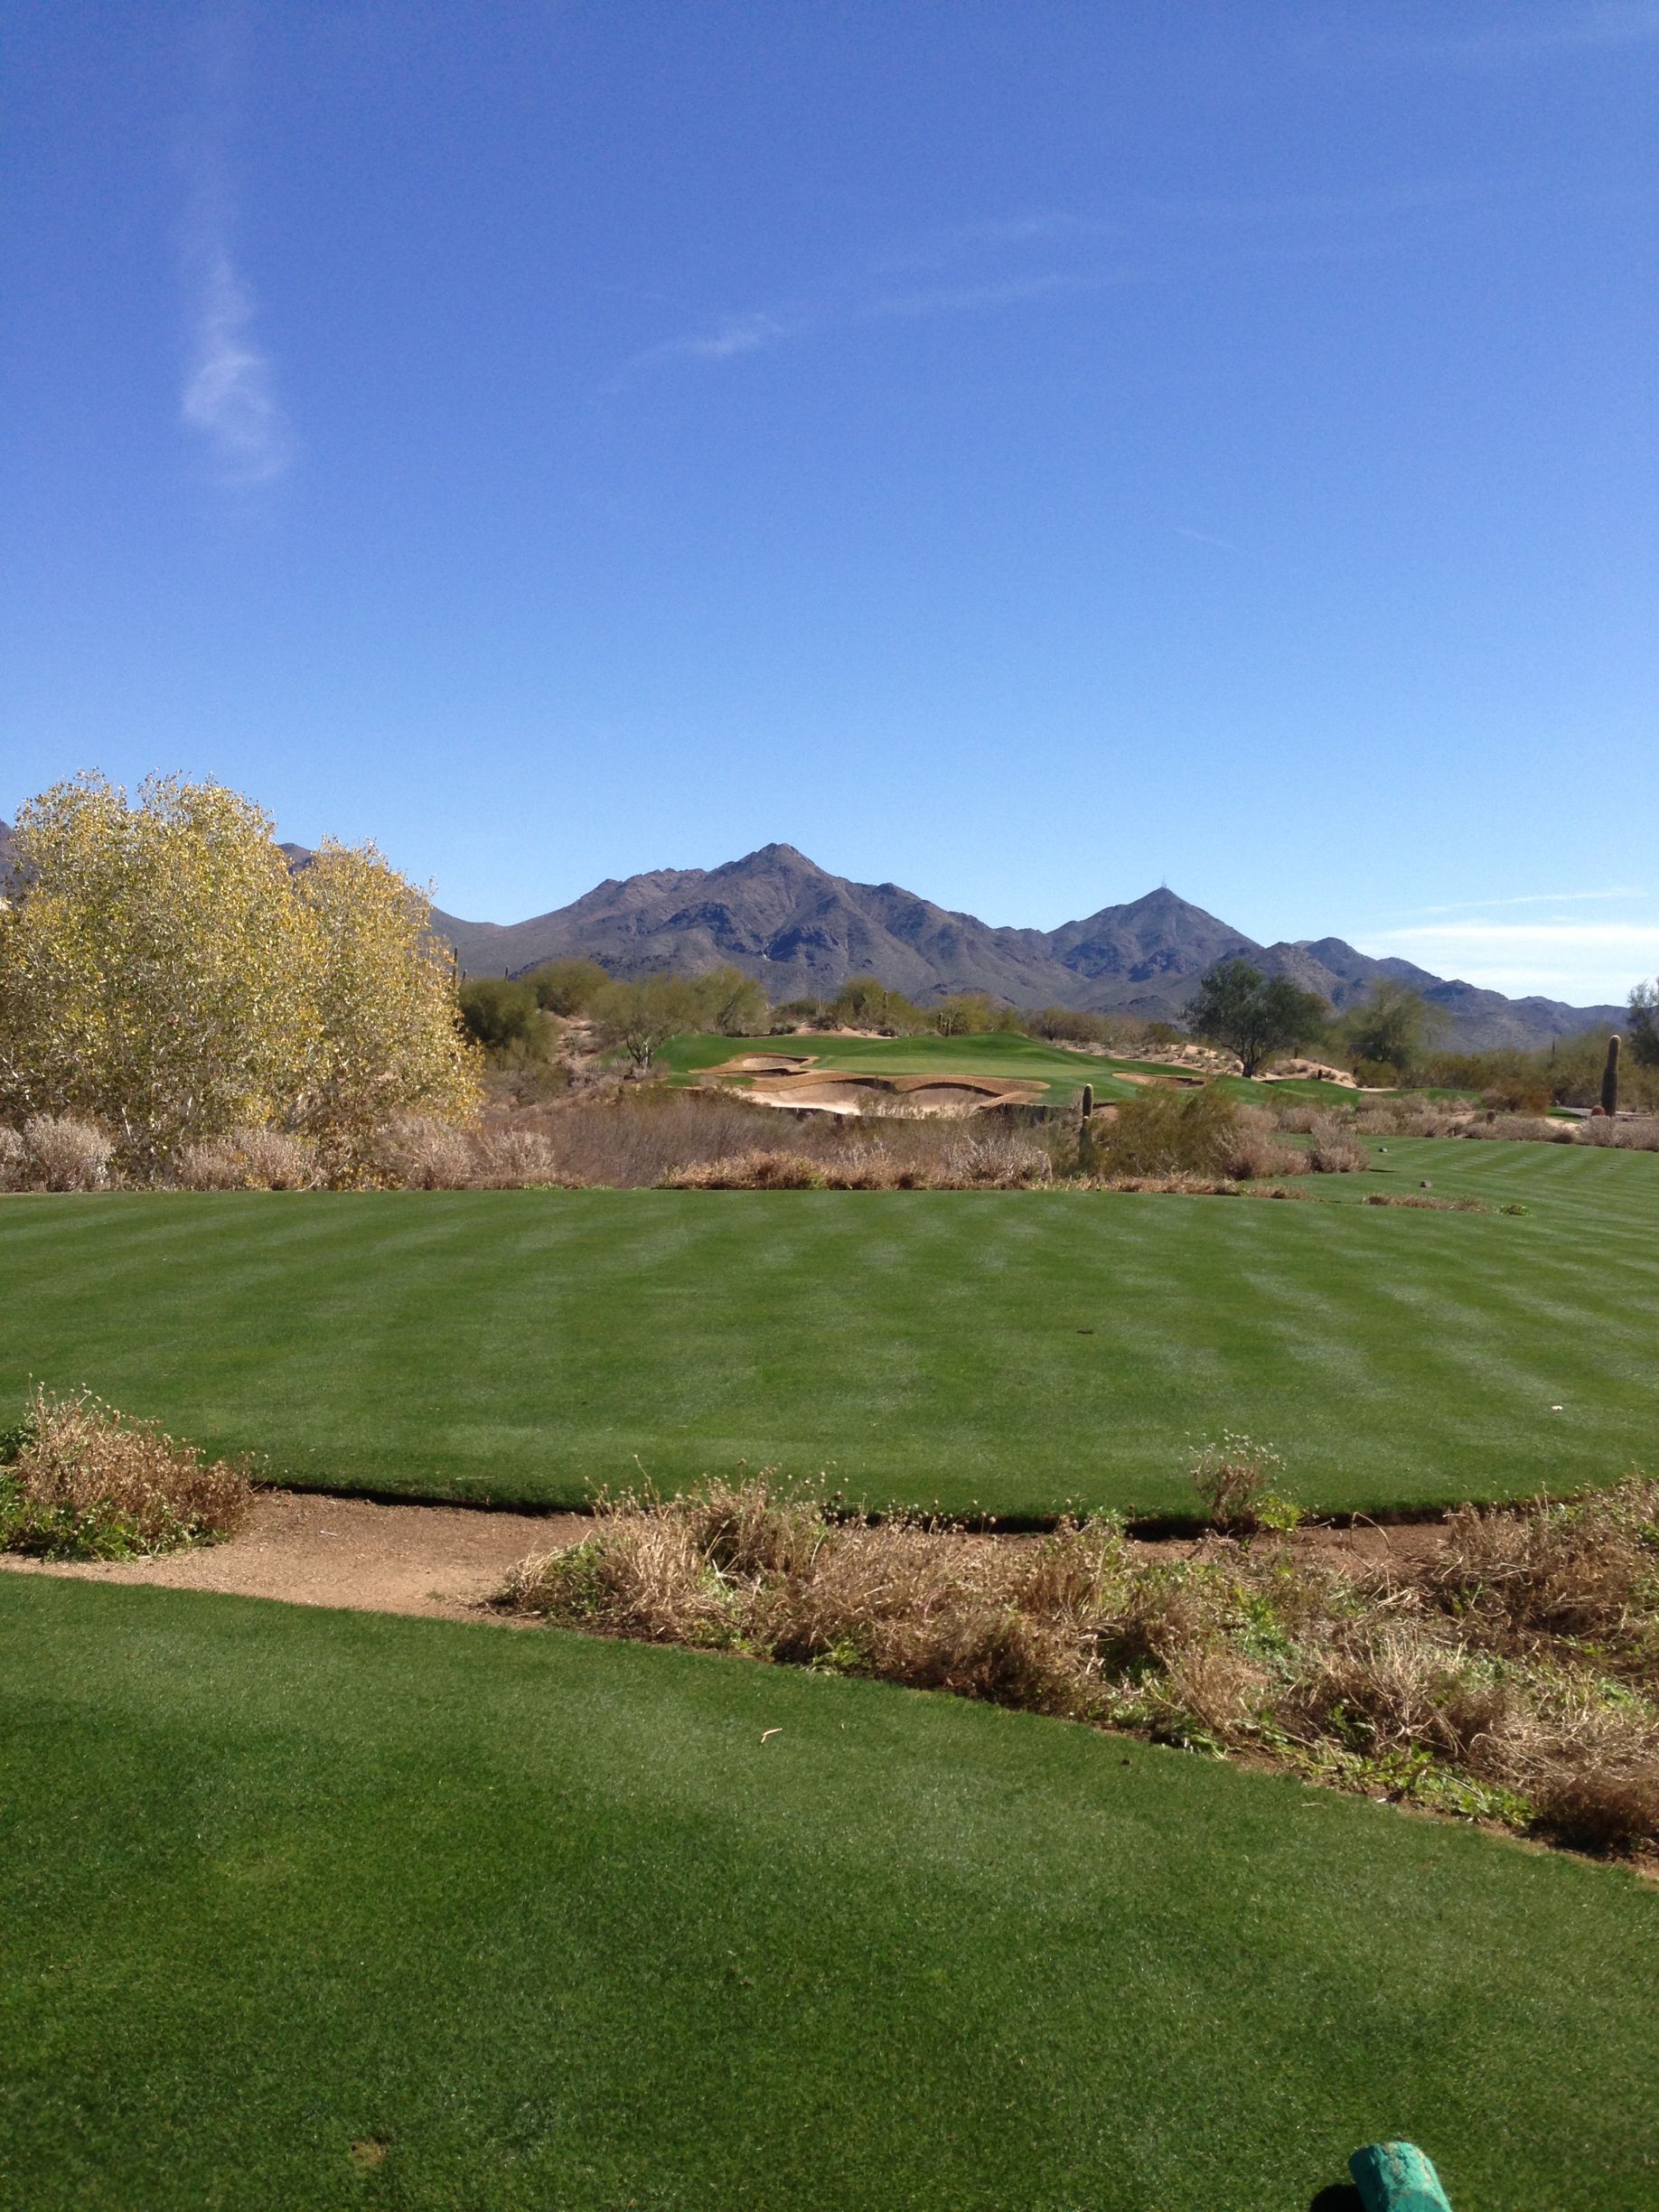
[0, 1489, 1444, 1626]
[0, 1490, 585, 1624]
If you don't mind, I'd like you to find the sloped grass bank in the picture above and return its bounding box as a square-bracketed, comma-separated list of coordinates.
[3, 1575, 1656, 2211]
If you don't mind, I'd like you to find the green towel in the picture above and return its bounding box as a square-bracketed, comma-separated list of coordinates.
[1349, 2141, 1453, 2211]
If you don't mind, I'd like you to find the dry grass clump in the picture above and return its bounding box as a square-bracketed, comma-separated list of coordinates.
[0, 1115, 117, 1191]
[177, 1126, 319, 1190]
[0, 1386, 253, 1559]
[505, 1468, 1659, 1859]
[1092, 1174, 1311, 1199]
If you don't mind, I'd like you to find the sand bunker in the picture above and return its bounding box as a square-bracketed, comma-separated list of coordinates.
[717, 1053, 818, 1074]
[726, 1068, 1044, 1118]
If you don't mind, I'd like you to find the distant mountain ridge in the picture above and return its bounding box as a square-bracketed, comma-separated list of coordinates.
[426, 842, 1624, 1052]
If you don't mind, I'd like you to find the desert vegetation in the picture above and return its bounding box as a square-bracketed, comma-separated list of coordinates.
[0, 1385, 252, 1559]
[505, 1464, 1659, 1859]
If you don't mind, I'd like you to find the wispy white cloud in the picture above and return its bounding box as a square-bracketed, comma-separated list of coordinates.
[623, 181, 1491, 384]
[1398, 888, 1646, 917]
[629, 265, 1118, 376]
[1174, 525, 1244, 555]
[181, 241, 294, 485]
[1381, 923, 1659, 949]
[1359, 914, 1659, 1005]
[177, 10, 293, 489]
[1302, 2, 1659, 73]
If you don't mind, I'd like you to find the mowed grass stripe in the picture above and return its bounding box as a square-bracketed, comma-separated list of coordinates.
[3, 1141, 1657, 1518]
[2, 1575, 1656, 2211]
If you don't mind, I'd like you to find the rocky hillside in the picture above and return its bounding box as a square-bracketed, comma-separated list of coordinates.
[429, 843, 1624, 1051]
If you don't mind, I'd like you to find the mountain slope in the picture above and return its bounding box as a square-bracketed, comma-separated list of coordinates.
[430, 845, 1625, 1048]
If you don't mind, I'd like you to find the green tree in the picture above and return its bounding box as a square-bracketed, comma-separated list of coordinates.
[691, 965, 769, 1036]
[932, 994, 1015, 1036]
[526, 958, 609, 1017]
[458, 977, 541, 1053]
[1628, 979, 1659, 1069]
[827, 977, 923, 1032]
[590, 975, 699, 1073]
[1185, 961, 1327, 1079]
[1337, 980, 1448, 1076]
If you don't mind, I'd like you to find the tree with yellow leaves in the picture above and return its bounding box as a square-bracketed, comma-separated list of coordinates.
[0, 773, 479, 1181]
[292, 839, 479, 1180]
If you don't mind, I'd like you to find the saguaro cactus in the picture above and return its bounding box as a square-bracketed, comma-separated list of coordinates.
[1602, 1033, 1621, 1120]
[1080, 1083, 1094, 1121]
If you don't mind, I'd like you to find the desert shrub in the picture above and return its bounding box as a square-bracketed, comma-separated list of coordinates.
[1354, 1106, 1404, 1134]
[1221, 1107, 1304, 1180]
[369, 1113, 475, 1189]
[1573, 1115, 1659, 1151]
[1460, 1113, 1561, 1144]
[661, 1150, 822, 1190]
[1095, 1086, 1240, 1177]
[1306, 1117, 1369, 1174]
[177, 1126, 318, 1190]
[471, 1128, 563, 1186]
[20, 1114, 116, 1190]
[1273, 1103, 1321, 1135]
[0, 1385, 253, 1559]
[0, 1126, 24, 1190]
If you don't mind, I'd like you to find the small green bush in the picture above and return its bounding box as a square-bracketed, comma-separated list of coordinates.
[1096, 1086, 1241, 1177]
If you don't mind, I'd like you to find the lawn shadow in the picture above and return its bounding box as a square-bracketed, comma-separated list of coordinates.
[1308, 2188, 1363, 2212]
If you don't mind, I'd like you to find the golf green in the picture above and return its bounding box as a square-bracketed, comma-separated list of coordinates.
[2, 1575, 1654, 2210]
[2, 1137, 1655, 1519]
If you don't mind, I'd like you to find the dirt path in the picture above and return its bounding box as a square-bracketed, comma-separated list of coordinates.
[0, 1489, 1448, 1626]
[0, 1490, 585, 1624]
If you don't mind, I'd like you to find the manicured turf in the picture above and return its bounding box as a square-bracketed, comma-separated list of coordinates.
[2, 1139, 1656, 1518]
[662, 1027, 1367, 1108]
[3, 1575, 1654, 2211]
[661, 1027, 1143, 1101]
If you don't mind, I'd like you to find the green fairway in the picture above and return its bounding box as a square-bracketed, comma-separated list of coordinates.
[661, 1026, 1144, 1101]
[661, 1027, 1366, 1108]
[2, 1139, 1655, 1518]
[2, 1576, 1654, 2211]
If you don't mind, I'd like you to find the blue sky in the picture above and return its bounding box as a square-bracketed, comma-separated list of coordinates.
[3, 2, 1656, 1004]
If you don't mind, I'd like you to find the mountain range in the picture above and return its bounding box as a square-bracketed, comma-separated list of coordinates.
[0, 817, 1622, 1050]
[426, 842, 1624, 1052]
